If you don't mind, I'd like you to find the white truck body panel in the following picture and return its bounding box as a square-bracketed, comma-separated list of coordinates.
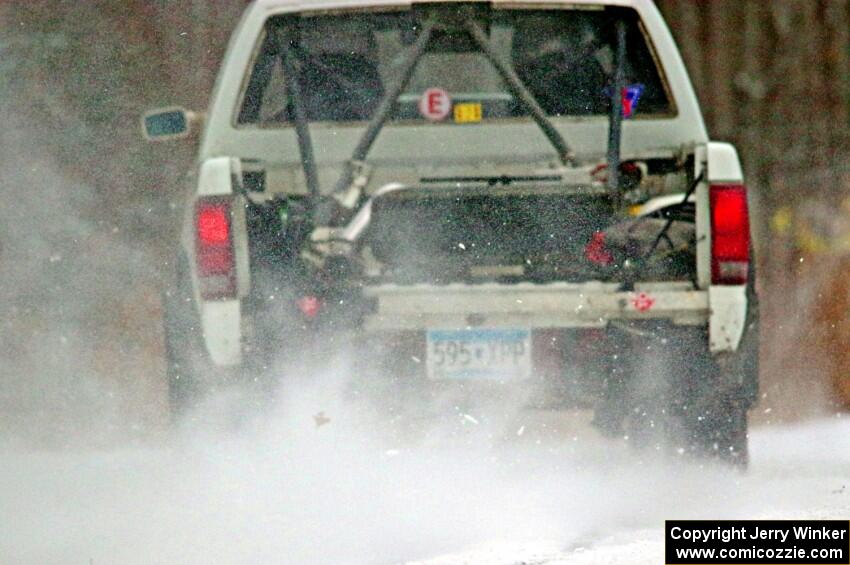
[201, 301, 243, 365]
[194, 157, 252, 298]
[703, 141, 748, 353]
[185, 158, 250, 366]
[706, 142, 744, 182]
[197, 156, 235, 196]
[708, 285, 747, 352]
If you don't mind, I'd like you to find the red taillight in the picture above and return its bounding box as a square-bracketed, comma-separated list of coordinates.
[195, 197, 235, 300]
[198, 206, 229, 245]
[710, 184, 750, 285]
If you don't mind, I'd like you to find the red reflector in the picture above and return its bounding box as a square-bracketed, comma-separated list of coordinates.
[297, 295, 322, 319]
[195, 198, 235, 300]
[584, 231, 613, 266]
[710, 184, 750, 285]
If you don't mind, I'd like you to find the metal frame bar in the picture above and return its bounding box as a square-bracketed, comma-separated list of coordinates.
[327, 21, 436, 210]
[277, 24, 321, 207]
[606, 19, 627, 193]
[465, 19, 574, 166]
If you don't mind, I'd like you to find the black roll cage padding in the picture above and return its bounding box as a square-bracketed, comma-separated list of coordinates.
[276, 24, 321, 208]
[344, 21, 436, 167]
[464, 19, 574, 167]
[606, 19, 627, 195]
[291, 46, 374, 95]
[324, 19, 436, 219]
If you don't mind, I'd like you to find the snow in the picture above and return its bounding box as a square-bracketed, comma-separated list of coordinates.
[1, 401, 848, 565]
[414, 417, 850, 565]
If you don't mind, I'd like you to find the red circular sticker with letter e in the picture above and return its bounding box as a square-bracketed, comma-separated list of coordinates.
[419, 88, 452, 121]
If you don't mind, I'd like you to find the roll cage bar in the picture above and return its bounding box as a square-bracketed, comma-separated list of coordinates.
[272, 7, 628, 225]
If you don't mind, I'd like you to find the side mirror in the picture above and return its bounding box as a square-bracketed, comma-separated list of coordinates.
[141, 107, 200, 141]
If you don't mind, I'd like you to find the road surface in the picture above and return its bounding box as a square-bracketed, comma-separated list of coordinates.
[1, 385, 848, 565]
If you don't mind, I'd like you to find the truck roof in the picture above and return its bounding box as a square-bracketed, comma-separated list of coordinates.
[253, 0, 646, 12]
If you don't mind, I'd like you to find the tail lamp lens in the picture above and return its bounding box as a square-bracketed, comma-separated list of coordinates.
[195, 198, 235, 300]
[710, 184, 750, 285]
[198, 206, 230, 245]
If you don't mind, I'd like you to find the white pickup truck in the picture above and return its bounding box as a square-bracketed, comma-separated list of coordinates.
[145, 0, 758, 464]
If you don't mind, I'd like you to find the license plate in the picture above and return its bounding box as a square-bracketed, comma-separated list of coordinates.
[426, 328, 532, 381]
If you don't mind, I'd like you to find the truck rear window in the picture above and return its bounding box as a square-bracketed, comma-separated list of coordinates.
[237, 5, 673, 125]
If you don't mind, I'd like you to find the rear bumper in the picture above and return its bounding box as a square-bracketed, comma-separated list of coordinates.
[363, 281, 707, 329]
[362, 281, 748, 354]
[200, 282, 750, 366]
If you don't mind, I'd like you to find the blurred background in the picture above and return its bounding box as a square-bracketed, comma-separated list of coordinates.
[0, 0, 848, 444]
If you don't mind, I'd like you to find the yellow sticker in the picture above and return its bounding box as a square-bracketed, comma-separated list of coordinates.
[454, 103, 482, 124]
